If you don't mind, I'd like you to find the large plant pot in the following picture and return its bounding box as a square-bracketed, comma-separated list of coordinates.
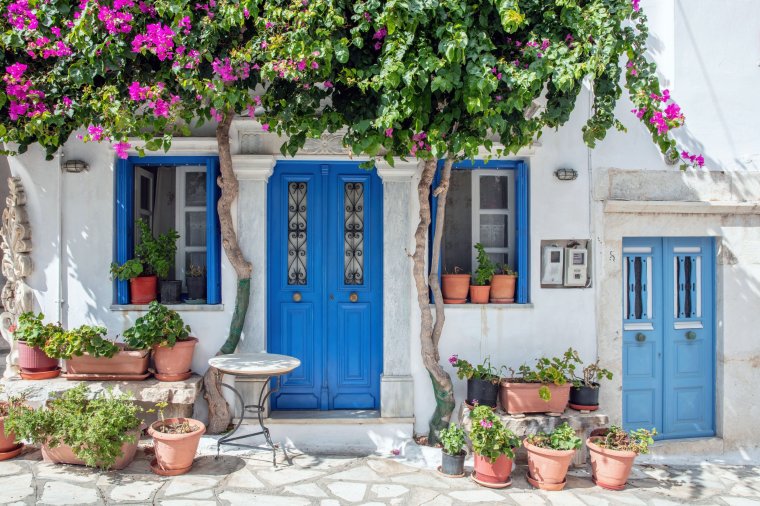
[473, 453, 514, 485]
[490, 274, 516, 303]
[441, 450, 466, 476]
[467, 378, 499, 408]
[469, 285, 490, 304]
[186, 276, 207, 301]
[499, 381, 570, 414]
[0, 410, 18, 453]
[17, 341, 58, 373]
[160, 280, 182, 304]
[148, 418, 206, 475]
[41, 432, 139, 470]
[587, 437, 637, 490]
[569, 383, 600, 410]
[153, 337, 197, 380]
[65, 346, 149, 376]
[524, 439, 576, 490]
[130, 275, 158, 304]
[442, 274, 471, 303]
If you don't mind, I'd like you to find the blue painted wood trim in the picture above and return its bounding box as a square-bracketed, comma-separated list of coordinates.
[114, 158, 134, 304]
[516, 161, 529, 304]
[206, 157, 222, 304]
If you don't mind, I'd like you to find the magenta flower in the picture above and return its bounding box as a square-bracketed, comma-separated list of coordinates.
[323, 80, 333, 88]
[88, 125, 104, 142]
[632, 0, 640, 12]
[114, 141, 131, 159]
[385, 128, 394, 138]
[448, 354, 458, 365]
[262, 123, 270, 132]
[62, 96, 72, 108]
[479, 419, 493, 429]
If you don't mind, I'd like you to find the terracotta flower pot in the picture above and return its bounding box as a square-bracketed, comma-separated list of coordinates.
[469, 285, 491, 304]
[490, 274, 516, 303]
[442, 274, 471, 303]
[587, 437, 638, 490]
[153, 337, 197, 380]
[17, 341, 58, 373]
[130, 275, 158, 304]
[524, 439, 576, 490]
[473, 453, 514, 485]
[499, 381, 570, 415]
[0, 410, 18, 453]
[41, 432, 139, 470]
[148, 418, 206, 475]
[65, 345, 150, 376]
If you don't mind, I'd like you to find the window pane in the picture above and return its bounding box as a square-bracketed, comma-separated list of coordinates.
[185, 211, 206, 247]
[480, 214, 508, 248]
[479, 175, 508, 209]
[186, 251, 207, 274]
[139, 175, 151, 211]
[487, 252, 507, 267]
[185, 171, 207, 206]
[443, 171, 472, 274]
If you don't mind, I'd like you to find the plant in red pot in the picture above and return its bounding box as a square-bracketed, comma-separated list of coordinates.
[470, 243, 495, 304]
[13, 312, 61, 379]
[524, 422, 582, 491]
[442, 266, 471, 304]
[0, 387, 25, 461]
[148, 401, 205, 476]
[469, 405, 519, 488]
[569, 355, 613, 411]
[450, 355, 500, 409]
[587, 426, 656, 490]
[124, 302, 197, 381]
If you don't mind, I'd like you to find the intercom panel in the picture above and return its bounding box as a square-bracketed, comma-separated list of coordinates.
[541, 246, 564, 285]
[564, 247, 588, 287]
[540, 239, 592, 288]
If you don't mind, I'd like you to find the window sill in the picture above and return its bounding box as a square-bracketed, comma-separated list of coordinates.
[431, 303, 534, 309]
[110, 304, 224, 312]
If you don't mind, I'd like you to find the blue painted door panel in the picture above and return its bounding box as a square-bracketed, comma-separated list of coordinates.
[268, 162, 383, 410]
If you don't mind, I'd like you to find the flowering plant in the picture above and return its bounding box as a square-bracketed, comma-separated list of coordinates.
[449, 355, 499, 383]
[469, 405, 519, 462]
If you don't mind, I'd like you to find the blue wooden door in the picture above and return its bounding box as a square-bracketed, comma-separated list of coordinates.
[268, 161, 383, 410]
[623, 237, 714, 439]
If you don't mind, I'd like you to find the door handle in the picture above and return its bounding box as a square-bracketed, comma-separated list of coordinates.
[685, 331, 697, 340]
[349, 292, 359, 303]
[292, 292, 302, 302]
[635, 333, 646, 342]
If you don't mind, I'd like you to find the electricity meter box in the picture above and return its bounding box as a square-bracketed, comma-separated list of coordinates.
[539, 239, 592, 288]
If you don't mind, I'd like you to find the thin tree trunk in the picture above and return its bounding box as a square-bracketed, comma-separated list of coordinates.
[203, 110, 254, 434]
[430, 158, 453, 356]
[412, 158, 455, 445]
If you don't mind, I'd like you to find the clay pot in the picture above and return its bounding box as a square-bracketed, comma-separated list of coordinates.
[499, 381, 570, 415]
[524, 439, 576, 490]
[17, 341, 58, 373]
[587, 437, 638, 490]
[65, 346, 150, 376]
[153, 337, 197, 380]
[442, 274, 471, 304]
[441, 450, 466, 476]
[490, 274, 516, 303]
[469, 285, 491, 304]
[473, 453, 514, 484]
[0, 407, 18, 453]
[41, 432, 139, 470]
[148, 418, 206, 475]
[159, 280, 182, 304]
[130, 275, 158, 304]
[467, 378, 499, 408]
[186, 276, 207, 301]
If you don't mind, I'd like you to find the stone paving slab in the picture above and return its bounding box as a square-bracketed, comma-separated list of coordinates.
[0, 437, 758, 505]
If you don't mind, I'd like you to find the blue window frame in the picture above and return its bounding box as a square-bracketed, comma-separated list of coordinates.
[432, 159, 529, 304]
[114, 156, 221, 304]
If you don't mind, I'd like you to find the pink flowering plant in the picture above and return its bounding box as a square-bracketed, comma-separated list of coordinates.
[469, 405, 519, 462]
[449, 355, 499, 383]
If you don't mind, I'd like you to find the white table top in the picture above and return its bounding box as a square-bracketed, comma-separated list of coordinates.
[208, 353, 301, 377]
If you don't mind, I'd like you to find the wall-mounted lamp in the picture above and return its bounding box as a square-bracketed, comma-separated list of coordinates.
[62, 159, 89, 173]
[554, 167, 578, 181]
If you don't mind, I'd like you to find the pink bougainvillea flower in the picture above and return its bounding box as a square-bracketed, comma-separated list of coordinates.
[88, 125, 104, 141]
[113, 141, 131, 159]
[262, 123, 270, 132]
[632, 0, 640, 12]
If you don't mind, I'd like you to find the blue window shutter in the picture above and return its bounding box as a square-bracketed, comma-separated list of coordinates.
[516, 161, 529, 304]
[114, 158, 134, 304]
[206, 157, 222, 304]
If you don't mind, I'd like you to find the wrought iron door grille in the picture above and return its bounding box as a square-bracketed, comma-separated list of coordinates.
[344, 182, 365, 285]
[287, 182, 307, 285]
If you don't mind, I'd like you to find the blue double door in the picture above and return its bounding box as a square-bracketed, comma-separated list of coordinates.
[267, 162, 383, 410]
[622, 237, 715, 439]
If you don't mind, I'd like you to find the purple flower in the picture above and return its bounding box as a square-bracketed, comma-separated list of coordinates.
[114, 141, 131, 159]
[479, 419, 493, 429]
[262, 123, 270, 132]
[632, 0, 640, 12]
[448, 354, 458, 365]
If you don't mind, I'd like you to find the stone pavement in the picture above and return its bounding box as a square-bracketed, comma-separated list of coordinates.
[1, 437, 759, 505]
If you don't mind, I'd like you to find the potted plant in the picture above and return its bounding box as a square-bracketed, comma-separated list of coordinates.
[185, 264, 207, 302]
[110, 258, 150, 303]
[469, 405, 519, 487]
[0, 387, 24, 461]
[148, 401, 206, 475]
[439, 422, 466, 477]
[470, 243, 495, 304]
[524, 422, 582, 491]
[13, 312, 61, 378]
[123, 301, 196, 381]
[4, 384, 142, 470]
[587, 426, 657, 490]
[569, 355, 613, 411]
[499, 348, 580, 415]
[490, 265, 517, 303]
[442, 266, 470, 304]
[450, 355, 499, 408]
[43, 324, 150, 379]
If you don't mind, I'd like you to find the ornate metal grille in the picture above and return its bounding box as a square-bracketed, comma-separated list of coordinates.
[287, 182, 307, 285]
[344, 182, 365, 285]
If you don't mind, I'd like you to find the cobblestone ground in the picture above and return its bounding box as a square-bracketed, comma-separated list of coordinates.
[0, 438, 759, 505]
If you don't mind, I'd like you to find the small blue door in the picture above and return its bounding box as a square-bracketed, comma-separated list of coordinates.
[622, 237, 715, 439]
[267, 161, 383, 410]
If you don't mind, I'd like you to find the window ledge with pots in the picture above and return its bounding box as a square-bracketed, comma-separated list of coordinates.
[432, 303, 534, 309]
[110, 304, 224, 312]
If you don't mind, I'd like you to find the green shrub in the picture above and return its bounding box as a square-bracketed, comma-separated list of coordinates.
[439, 423, 466, 456]
[473, 243, 496, 286]
[109, 258, 144, 281]
[123, 301, 190, 350]
[43, 324, 119, 360]
[135, 220, 179, 279]
[13, 312, 63, 349]
[526, 422, 582, 451]
[469, 405, 519, 461]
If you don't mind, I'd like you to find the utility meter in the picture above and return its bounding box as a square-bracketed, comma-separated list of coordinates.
[564, 247, 588, 287]
[541, 246, 564, 285]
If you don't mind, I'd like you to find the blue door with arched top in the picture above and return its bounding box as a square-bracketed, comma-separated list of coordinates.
[267, 161, 383, 410]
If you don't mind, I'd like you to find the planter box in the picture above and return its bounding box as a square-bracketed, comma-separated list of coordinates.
[65, 345, 149, 377]
[41, 431, 140, 470]
[17, 341, 58, 373]
[499, 381, 570, 415]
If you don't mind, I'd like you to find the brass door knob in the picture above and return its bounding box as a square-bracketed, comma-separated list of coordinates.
[635, 333, 646, 342]
[292, 292, 302, 302]
[686, 331, 697, 340]
[349, 292, 359, 303]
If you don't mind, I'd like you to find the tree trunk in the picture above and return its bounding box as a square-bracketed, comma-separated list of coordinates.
[412, 158, 455, 445]
[202, 110, 254, 434]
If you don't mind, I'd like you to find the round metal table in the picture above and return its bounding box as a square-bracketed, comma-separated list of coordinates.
[208, 353, 300, 467]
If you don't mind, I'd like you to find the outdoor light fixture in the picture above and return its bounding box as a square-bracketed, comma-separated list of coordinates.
[62, 159, 89, 173]
[554, 168, 578, 181]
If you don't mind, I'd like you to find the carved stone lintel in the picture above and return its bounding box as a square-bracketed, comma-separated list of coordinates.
[0, 177, 33, 378]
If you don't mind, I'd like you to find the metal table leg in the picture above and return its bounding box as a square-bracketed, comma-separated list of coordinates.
[216, 375, 281, 467]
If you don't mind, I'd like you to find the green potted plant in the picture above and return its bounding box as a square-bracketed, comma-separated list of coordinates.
[123, 301, 196, 381]
[148, 401, 206, 475]
[450, 355, 500, 408]
[185, 264, 207, 302]
[470, 243, 495, 304]
[13, 312, 61, 379]
[0, 386, 24, 460]
[524, 422, 582, 491]
[469, 405, 519, 487]
[4, 384, 142, 470]
[490, 265, 517, 303]
[587, 426, 657, 490]
[499, 348, 580, 415]
[442, 266, 471, 304]
[439, 422, 466, 477]
[569, 354, 613, 411]
[43, 324, 150, 379]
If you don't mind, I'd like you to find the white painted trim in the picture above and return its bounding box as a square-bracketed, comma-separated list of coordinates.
[646, 256, 653, 319]
[674, 321, 703, 330]
[623, 247, 652, 253]
[471, 169, 516, 271]
[126, 137, 218, 156]
[232, 155, 276, 181]
[175, 165, 208, 283]
[376, 160, 419, 182]
[696, 256, 702, 317]
[624, 322, 654, 331]
[674, 247, 701, 253]
[605, 200, 760, 215]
